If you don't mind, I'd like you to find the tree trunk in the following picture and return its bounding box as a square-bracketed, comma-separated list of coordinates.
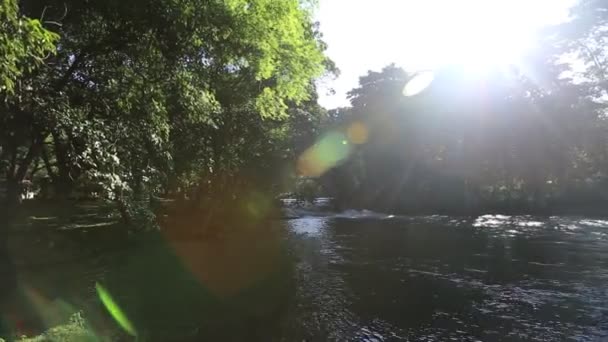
[41, 145, 57, 181]
[116, 197, 133, 226]
[51, 132, 75, 198]
[4, 177, 22, 207]
[3, 138, 41, 206]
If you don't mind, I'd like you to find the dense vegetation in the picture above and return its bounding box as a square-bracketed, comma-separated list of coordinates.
[1, 0, 331, 227]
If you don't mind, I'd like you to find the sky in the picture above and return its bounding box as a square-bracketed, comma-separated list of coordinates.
[315, 0, 576, 109]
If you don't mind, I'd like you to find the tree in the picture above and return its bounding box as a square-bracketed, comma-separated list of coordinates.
[0, 0, 332, 222]
[320, 57, 607, 213]
[0, 0, 58, 205]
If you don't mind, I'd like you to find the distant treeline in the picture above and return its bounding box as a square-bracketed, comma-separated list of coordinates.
[319, 66, 608, 214]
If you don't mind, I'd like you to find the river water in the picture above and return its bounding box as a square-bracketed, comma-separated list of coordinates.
[282, 210, 608, 341]
[5, 204, 608, 341]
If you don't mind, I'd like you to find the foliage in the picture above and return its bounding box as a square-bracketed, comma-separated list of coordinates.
[0, 0, 331, 223]
[0, 0, 58, 93]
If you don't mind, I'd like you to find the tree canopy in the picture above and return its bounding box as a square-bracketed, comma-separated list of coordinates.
[0, 0, 58, 93]
[0, 0, 331, 226]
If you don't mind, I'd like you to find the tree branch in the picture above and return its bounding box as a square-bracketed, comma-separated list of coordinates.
[577, 40, 606, 82]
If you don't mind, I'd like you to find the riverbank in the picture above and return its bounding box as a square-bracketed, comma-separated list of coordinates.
[0, 200, 293, 341]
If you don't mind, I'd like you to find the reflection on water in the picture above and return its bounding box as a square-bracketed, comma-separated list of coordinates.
[4, 211, 608, 340]
[289, 217, 329, 236]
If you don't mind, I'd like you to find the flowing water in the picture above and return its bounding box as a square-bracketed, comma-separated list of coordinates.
[282, 211, 608, 341]
[3, 203, 608, 341]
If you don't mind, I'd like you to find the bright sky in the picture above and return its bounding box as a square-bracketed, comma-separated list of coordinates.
[315, 0, 577, 109]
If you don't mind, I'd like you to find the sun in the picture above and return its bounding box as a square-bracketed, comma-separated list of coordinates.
[315, 0, 576, 108]
[401, 0, 575, 72]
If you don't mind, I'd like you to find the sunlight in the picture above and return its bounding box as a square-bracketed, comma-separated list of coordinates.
[403, 71, 435, 96]
[401, 0, 574, 71]
[316, 0, 576, 107]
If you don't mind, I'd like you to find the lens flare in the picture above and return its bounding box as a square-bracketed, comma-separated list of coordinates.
[347, 121, 369, 145]
[403, 71, 434, 96]
[245, 191, 273, 219]
[297, 132, 351, 177]
[96, 282, 137, 337]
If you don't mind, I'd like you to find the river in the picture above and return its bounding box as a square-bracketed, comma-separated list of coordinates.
[282, 209, 608, 341]
[4, 203, 608, 341]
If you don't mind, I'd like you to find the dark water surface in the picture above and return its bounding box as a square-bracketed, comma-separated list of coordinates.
[5, 207, 608, 341]
[283, 212, 608, 341]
